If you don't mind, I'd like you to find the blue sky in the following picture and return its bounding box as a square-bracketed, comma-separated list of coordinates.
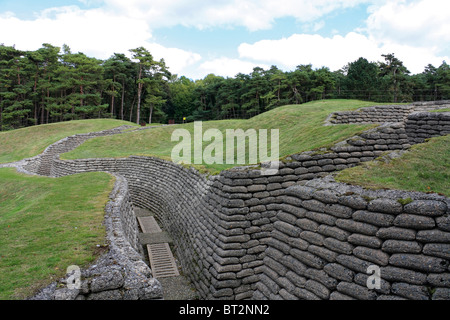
[1, 0, 449, 80]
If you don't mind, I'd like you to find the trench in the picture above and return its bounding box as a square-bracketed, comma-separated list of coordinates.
[134, 207, 198, 300]
[5, 101, 450, 300]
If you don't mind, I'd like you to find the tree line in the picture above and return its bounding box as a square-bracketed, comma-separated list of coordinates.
[1, 43, 449, 131]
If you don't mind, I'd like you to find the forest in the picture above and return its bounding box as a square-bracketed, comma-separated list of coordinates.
[1, 43, 449, 131]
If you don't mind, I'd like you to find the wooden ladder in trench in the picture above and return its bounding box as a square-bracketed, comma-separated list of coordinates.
[137, 215, 180, 278]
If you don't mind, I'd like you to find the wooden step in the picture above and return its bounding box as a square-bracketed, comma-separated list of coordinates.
[137, 216, 162, 234]
[147, 243, 180, 278]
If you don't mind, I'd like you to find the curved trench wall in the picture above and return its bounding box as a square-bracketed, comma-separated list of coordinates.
[328, 100, 450, 125]
[21, 125, 134, 176]
[32, 173, 163, 300]
[51, 156, 264, 299]
[44, 109, 450, 300]
[255, 179, 449, 300]
[14, 125, 162, 300]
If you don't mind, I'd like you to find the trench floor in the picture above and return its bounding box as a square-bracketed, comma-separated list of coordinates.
[134, 207, 198, 300]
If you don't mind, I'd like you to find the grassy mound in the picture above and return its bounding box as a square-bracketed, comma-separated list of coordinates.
[62, 100, 383, 173]
[335, 135, 450, 197]
[0, 119, 137, 164]
[0, 168, 114, 299]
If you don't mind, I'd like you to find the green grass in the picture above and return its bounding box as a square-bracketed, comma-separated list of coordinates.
[335, 135, 450, 196]
[0, 168, 114, 300]
[0, 119, 137, 164]
[429, 108, 450, 112]
[62, 100, 388, 173]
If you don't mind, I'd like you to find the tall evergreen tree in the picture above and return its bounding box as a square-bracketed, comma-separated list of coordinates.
[436, 61, 450, 100]
[2, 43, 450, 130]
[379, 53, 410, 103]
[130, 47, 159, 124]
[344, 57, 379, 100]
[0, 45, 32, 129]
[61, 48, 107, 119]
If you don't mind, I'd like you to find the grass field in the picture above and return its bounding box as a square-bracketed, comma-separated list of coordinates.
[62, 100, 382, 173]
[335, 134, 450, 196]
[0, 168, 114, 299]
[0, 119, 137, 164]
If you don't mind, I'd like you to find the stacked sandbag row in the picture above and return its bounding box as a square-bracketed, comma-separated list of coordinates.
[328, 101, 450, 125]
[21, 125, 133, 176]
[412, 100, 450, 112]
[253, 180, 450, 300]
[32, 173, 163, 300]
[330, 105, 415, 124]
[405, 112, 450, 144]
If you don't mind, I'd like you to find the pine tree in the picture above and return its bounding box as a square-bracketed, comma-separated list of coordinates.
[130, 47, 170, 124]
[61, 48, 107, 119]
[0, 45, 33, 129]
[379, 53, 410, 103]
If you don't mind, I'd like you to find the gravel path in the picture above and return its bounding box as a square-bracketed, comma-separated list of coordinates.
[159, 276, 198, 300]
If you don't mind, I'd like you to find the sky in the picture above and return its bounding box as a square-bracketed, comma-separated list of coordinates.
[0, 0, 449, 80]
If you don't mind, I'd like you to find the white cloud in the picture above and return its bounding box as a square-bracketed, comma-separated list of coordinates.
[366, 0, 450, 50]
[363, 0, 450, 72]
[199, 57, 270, 78]
[0, 5, 202, 76]
[376, 43, 448, 74]
[102, 0, 370, 31]
[238, 32, 382, 71]
[0, 6, 151, 58]
[145, 43, 202, 76]
[237, 0, 450, 74]
[238, 31, 449, 74]
[2, 0, 448, 79]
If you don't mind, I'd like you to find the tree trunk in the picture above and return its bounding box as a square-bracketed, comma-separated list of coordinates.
[111, 74, 115, 116]
[393, 67, 398, 103]
[136, 64, 143, 124]
[33, 67, 38, 124]
[41, 92, 46, 125]
[80, 79, 84, 109]
[0, 102, 3, 131]
[17, 65, 21, 85]
[148, 104, 153, 124]
[129, 95, 136, 122]
[136, 82, 142, 124]
[277, 80, 281, 101]
[111, 86, 115, 116]
[121, 79, 125, 120]
[292, 85, 299, 104]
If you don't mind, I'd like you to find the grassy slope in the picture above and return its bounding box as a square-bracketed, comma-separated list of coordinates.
[430, 107, 450, 112]
[335, 134, 450, 196]
[0, 168, 114, 300]
[63, 100, 383, 173]
[0, 119, 137, 164]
